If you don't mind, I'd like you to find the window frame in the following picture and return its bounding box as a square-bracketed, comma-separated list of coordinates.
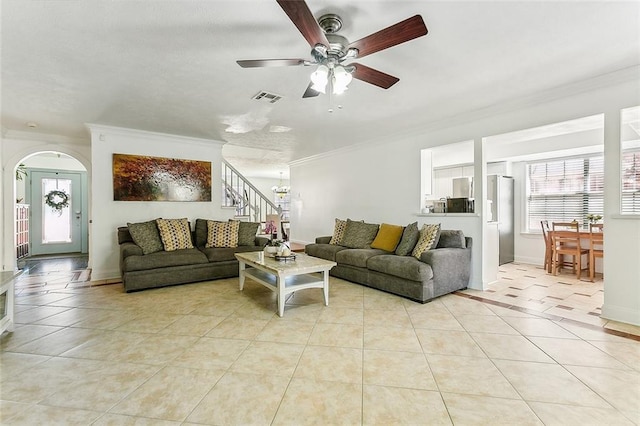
[525, 153, 604, 232]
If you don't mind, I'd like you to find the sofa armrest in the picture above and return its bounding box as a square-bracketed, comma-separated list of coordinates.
[315, 236, 332, 244]
[120, 242, 143, 258]
[255, 236, 269, 247]
[119, 242, 143, 275]
[420, 246, 472, 292]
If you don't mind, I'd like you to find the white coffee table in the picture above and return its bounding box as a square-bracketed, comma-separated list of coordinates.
[235, 251, 337, 317]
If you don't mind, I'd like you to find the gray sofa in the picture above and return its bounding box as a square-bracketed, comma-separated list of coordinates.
[305, 230, 472, 303]
[118, 219, 268, 292]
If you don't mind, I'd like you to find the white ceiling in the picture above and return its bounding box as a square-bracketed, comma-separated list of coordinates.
[2, 1, 639, 178]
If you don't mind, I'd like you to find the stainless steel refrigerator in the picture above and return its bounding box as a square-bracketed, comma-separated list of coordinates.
[487, 175, 514, 265]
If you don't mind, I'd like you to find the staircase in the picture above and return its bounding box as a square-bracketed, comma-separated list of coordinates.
[221, 159, 280, 223]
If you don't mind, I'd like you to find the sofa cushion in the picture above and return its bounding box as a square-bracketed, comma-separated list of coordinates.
[206, 220, 239, 248]
[335, 249, 387, 268]
[305, 243, 348, 262]
[395, 222, 420, 256]
[370, 223, 404, 252]
[368, 254, 434, 282]
[195, 218, 208, 247]
[238, 221, 261, 246]
[437, 230, 466, 249]
[156, 218, 194, 251]
[341, 219, 380, 249]
[123, 248, 207, 272]
[200, 245, 259, 262]
[412, 224, 441, 259]
[127, 220, 163, 255]
[329, 218, 347, 245]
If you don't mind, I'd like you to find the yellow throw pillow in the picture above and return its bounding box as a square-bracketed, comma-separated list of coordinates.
[206, 220, 239, 248]
[370, 223, 404, 252]
[412, 223, 441, 259]
[156, 218, 194, 251]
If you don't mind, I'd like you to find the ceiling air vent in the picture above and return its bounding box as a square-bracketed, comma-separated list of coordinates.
[252, 91, 283, 104]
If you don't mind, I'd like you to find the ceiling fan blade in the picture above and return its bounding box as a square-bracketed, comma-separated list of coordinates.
[276, 0, 330, 48]
[302, 82, 320, 98]
[237, 59, 306, 68]
[351, 63, 399, 89]
[348, 15, 428, 59]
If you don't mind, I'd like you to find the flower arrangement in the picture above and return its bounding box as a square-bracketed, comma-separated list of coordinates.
[586, 214, 603, 223]
[266, 238, 284, 247]
[264, 220, 278, 236]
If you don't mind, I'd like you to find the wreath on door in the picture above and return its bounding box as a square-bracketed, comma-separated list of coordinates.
[44, 189, 69, 215]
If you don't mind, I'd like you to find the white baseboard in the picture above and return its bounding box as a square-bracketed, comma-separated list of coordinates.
[601, 303, 640, 326]
[90, 268, 121, 282]
[514, 256, 542, 266]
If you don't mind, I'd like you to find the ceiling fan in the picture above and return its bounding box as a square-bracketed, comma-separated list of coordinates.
[237, 0, 428, 98]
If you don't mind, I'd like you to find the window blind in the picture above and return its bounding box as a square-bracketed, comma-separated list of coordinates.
[526, 156, 604, 231]
[622, 149, 640, 214]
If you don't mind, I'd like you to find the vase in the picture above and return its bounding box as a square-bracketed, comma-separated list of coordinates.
[264, 246, 278, 255]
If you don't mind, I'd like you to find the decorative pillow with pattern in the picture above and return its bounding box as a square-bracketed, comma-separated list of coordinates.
[412, 223, 441, 259]
[395, 222, 420, 256]
[237, 221, 261, 246]
[341, 219, 380, 249]
[127, 220, 163, 254]
[206, 220, 239, 248]
[329, 218, 347, 245]
[156, 218, 194, 251]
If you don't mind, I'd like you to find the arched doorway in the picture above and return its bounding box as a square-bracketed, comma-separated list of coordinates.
[14, 151, 89, 268]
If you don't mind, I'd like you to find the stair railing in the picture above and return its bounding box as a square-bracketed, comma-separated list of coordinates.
[221, 159, 279, 223]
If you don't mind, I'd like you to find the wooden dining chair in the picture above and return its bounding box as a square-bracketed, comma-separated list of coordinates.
[589, 223, 604, 282]
[540, 220, 552, 273]
[551, 221, 589, 279]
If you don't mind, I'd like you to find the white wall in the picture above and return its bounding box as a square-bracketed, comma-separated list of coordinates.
[290, 72, 640, 325]
[88, 125, 229, 280]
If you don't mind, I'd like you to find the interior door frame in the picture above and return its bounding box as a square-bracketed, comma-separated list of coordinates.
[26, 168, 89, 255]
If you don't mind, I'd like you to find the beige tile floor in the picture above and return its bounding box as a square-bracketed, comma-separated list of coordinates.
[461, 262, 640, 337]
[2, 268, 640, 425]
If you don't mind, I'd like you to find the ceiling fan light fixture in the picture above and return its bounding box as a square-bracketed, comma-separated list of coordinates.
[332, 65, 352, 94]
[310, 64, 329, 93]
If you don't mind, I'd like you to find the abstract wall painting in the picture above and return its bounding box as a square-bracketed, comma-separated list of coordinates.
[113, 153, 212, 201]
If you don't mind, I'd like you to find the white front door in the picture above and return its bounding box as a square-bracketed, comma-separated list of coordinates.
[30, 171, 83, 255]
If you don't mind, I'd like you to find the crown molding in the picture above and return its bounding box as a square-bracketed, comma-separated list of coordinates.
[85, 123, 227, 148]
[2, 129, 88, 145]
[291, 65, 640, 167]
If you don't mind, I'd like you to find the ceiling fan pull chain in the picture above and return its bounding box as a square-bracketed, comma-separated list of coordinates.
[328, 80, 334, 113]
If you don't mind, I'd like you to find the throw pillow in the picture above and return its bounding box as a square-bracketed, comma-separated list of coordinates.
[370, 223, 404, 252]
[237, 221, 261, 246]
[329, 218, 347, 245]
[156, 218, 194, 251]
[412, 223, 442, 259]
[437, 230, 466, 249]
[395, 222, 420, 256]
[341, 219, 380, 249]
[206, 220, 239, 248]
[127, 220, 163, 254]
